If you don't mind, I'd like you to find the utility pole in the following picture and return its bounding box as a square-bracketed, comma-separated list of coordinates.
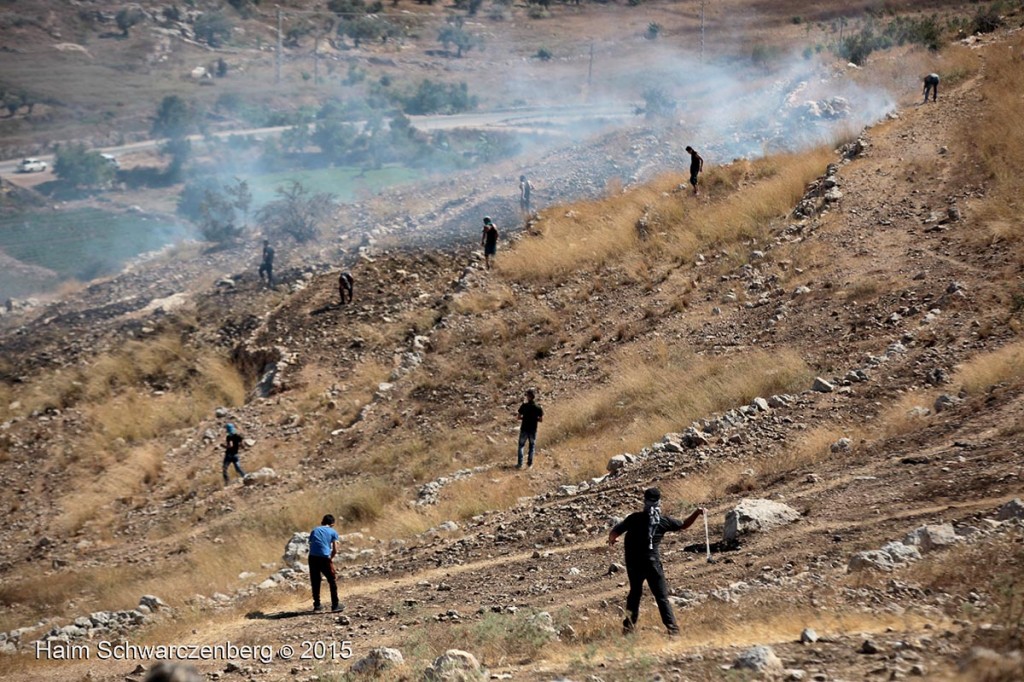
[700, 0, 706, 63]
[275, 6, 283, 85]
[313, 32, 320, 86]
[587, 42, 594, 89]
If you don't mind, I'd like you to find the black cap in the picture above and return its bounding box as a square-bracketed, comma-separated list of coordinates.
[644, 487, 661, 502]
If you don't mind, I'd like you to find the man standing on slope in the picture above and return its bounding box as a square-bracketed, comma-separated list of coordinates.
[258, 239, 275, 288]
[481, 216, 499, 270]
[222, 423, 246, 485]
[608, 488, 704, 635]
[516, 389, 543, 469]
[686, 146, 704, 196]
[308, 514, 342, 613]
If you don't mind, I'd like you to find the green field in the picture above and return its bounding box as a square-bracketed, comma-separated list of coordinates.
[245, 165, 424, 207]
[0, 208, 190, 284]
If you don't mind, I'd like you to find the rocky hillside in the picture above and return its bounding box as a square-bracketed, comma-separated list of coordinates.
[2, 19, 1024, 682]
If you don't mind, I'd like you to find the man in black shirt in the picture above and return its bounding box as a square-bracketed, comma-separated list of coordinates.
[608, 488, 704, 635]
[222, 423, 246, 485]
[516, 389, 543, 469]
[481, 217, 499, 270]
[685, 146, 704, 196]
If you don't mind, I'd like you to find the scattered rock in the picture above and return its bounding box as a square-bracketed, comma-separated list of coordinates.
[733, 645, 783, 675]
[350, 647, 405, 675]
[812, 377, 834, 393]
[997, 498, 1024, 521]
[423, 649, 486, 681]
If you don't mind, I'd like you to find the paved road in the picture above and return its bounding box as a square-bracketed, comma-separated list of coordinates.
[0, 105, 635, 177]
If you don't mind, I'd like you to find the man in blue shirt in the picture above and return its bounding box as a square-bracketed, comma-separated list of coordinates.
[308, 514, 342, 613]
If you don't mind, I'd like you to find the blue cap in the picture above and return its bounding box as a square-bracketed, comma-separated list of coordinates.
[225, 423, 236, 434]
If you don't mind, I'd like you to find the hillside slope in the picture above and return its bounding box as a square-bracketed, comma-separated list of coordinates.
[2, 25, 1024, 682]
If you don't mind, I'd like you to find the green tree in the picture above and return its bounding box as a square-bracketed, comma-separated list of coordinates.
[281, 124, 311, 154]
[199, 189, 243, 244]
[115, 8, 145, 36]
[438, 18, 478, 57]
[53, 143, 115, 188]
[256, 181, 336, 243]
[226, 178, 253, 229]
[401, 79, 476, 115]
[195, 10, 233, 47]
[152, 95, 193, 138]
[313, 118, 356, 159]
[2, 91, 24, 118]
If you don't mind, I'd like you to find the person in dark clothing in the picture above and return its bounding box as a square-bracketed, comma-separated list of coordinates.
[222, 423, 246, 484]
[923, 73, 939, 103]
[338, 271, 354, 304]
[685, 146, 704, 196]
[308, 514, 342, 613]
[258, 240, 275, 288]
[608, 488, 704, 635]
[519, 175, 533, 213]
[481, 217, 499, 270]
[516, 389, 544, 469]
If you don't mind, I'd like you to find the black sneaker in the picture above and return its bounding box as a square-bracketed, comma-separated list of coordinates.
[622, 617, 635, 635]
[331, 604, 344, 613]
[312, 605, 323, 613]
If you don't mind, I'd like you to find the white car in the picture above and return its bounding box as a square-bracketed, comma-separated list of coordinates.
[100, 153, 120, 170]
[18, 158, 48, 173]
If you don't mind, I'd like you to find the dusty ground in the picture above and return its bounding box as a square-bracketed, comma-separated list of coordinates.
[2, 5, 1024, 682]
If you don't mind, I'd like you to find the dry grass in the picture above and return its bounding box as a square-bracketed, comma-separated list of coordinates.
[499, 148, 834, 283]
[57, 444, 165, 534]
[967, 33, 1024, 261]
[873, 390, 940, 440]
[664, 425, 845, 504]
[955, 340, 1024, 395]
[546, 343, 812, 478]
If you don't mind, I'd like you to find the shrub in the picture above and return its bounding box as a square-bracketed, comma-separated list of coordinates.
[53, 143, 115, 188]
[535, 47, 552, 61]
[401, 79, 477, 115]
[194, 10, 233, 47]
[645, 22, 661, 40]
[971, 5, 1004, 34]
[255, 181, 337, 243]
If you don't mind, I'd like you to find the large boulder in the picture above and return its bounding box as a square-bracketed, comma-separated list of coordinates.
[283, 532, 309, 569]
[902, 524, 959, 552]
[423, 649, 485, 681]
[997, 498, 1024, 521]
[350, 647, 404, 675]
[243, 467, 277, 486]
[723, 499, 801, 542]
[848, 550, 896, 573]
[733, 645, 783, 675]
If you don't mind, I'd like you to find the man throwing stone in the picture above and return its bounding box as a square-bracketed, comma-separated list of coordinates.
[608, 488, 704, 635]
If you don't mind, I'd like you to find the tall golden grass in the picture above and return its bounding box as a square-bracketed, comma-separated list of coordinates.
[955, 340, 1024, 395]
[547, 343, 812, 478]
[969, 33, 1024, 260]
[499, 149, 833, 283]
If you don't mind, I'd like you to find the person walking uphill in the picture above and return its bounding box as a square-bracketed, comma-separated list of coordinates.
[308, 514, 342, 613]
[481, 217, 499, 270]
[686, 146, 704, 196]
[608, 488, 705, 635]
[516, 390, 543, 469]
[222, 423, 246, 485]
